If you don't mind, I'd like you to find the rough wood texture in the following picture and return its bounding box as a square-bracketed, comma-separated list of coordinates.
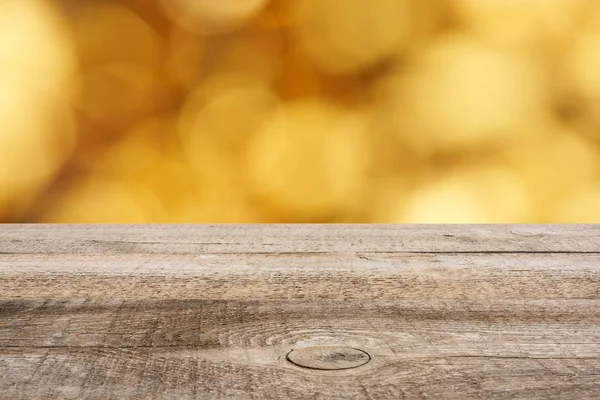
[1, 225, 599, 399]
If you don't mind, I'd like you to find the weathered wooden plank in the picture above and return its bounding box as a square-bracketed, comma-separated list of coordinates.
[1, 252, 599, 300]
[1, 300, 600, 399]
[3, 346, 599, 400]
[3, 346, 600, 400]
[0, 225, 599, 399]
[1, 224, 600, 254]
[2, 299, 600, 348]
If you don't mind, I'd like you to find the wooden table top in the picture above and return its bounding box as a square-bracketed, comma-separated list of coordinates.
[1, 225, 599, 399]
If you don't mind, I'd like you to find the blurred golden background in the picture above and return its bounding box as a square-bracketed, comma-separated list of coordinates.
[1, 0, 600, 223]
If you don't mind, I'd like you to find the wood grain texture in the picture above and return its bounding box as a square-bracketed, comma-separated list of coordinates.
[1, 225, 599, 399]
[2, 224, 600, 254]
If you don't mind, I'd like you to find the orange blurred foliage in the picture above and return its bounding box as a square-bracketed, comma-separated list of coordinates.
[1, 0, 600, 222]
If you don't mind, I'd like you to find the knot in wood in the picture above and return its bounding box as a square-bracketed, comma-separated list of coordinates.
[286, 346, 371, 370]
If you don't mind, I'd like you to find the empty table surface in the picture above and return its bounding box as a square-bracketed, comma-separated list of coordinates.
[1, 225, 599, 399]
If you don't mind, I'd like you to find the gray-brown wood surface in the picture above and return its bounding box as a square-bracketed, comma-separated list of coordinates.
[1, 225, 599, 399]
